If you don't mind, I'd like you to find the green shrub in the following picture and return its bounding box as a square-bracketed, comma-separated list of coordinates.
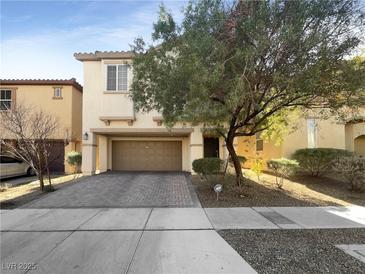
[193, 158, 223, 176]
[292, 148, 353, 176]
[333, 156, 365, 192]
[267, 158, 299, 189]
[66, 151, 82, 173]
[251, 158, 264, 180]
[192, 158, 224, 186]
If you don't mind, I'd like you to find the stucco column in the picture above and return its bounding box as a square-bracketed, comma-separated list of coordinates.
[82, 132, 96, 175]
[219, 137, 228, 160]
[189, 127, 204, 172]
[98, 135, 108, 173]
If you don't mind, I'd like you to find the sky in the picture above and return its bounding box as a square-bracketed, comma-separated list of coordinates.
[1, 0, 364, 84]
[0, 0, 188, 84]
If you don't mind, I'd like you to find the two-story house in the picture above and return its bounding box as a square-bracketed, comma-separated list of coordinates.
[76, 51, 364, 175]
[0, 79, 83, 173]
[74, 51, 228, 175]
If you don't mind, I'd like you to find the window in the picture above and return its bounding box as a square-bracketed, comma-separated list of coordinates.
[307, 118, 317, 148]
[0, 89, 12, 110]
[53, 87, 62, 99]
[106, 64, 128, 91]
[0, 156, 21, 163]
[256, 132, 264, 151]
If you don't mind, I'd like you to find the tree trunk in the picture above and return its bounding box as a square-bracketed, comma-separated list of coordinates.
[38, 170, 44, 191]
[46, 166, 52, 190]
[225, 134, 244, 187]
[44, 152, 52, 190]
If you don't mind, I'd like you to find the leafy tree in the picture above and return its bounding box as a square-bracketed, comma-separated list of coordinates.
[131, 0, 365, 187]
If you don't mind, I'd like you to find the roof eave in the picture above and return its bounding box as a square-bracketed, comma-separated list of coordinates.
[74, 51, 135, 62]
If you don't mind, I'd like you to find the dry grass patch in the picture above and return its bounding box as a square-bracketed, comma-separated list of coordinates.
[0, 174, 83, 209]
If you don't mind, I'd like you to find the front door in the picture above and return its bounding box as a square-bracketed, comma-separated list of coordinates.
[204, 137, 219, 158]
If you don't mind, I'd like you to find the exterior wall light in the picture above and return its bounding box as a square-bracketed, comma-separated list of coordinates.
[83, 132, 89, 141]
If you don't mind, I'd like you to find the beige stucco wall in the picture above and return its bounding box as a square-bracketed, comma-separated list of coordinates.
[0, 85, 82, 141]
[0, 84, 83, 173]
[282, 117, 346, 158]
[81, 58, 214, 175]
[71, 86, 83, 141]
[237, 115, 347, 168]
[237, 136, 282, 168]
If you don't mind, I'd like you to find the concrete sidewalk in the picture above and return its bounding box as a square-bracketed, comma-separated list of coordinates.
[0, 208, 255, 274]
[1, 206, 364, 273]
[205, 206, 365, 230]
[2, 206, 364, 232]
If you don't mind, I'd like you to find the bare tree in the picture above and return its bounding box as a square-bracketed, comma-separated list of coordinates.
[0, 104, 59, 191]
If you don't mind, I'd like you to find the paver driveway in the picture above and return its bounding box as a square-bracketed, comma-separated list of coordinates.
[24, 172, 200, 208]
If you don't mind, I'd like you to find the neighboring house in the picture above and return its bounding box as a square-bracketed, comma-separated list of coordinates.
[237, 112, 365, 168]
[0, 79, 83, 173]
[74, 51, 229, 175]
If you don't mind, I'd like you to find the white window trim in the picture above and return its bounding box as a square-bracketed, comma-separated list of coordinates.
[53, 87, 62, 99]
[105, 64, 128, 93]
[0, 89, 12, 110]
[307, 118, 317, 148]
[255, 132, 264, 152]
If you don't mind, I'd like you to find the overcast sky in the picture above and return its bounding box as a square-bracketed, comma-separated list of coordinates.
[0, 0, 187, 84]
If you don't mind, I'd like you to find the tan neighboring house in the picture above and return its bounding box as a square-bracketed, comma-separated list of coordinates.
[238, 112, 365, 168]
[74, 51, 229, 175]
[0, 79, 83, 173]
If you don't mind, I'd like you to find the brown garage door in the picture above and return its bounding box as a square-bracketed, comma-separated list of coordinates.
[112, 141, 182, 171]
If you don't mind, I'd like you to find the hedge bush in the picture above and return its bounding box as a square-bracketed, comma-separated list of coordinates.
[292, 148, 353, 176]
[267, 158, 299, 189]
[66, 151, 82, 173]
[192, 158, 224, 186]
[333, 156, 365, 192]
[192, 158, 223, 176]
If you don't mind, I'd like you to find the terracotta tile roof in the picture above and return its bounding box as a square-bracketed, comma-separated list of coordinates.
[0, 78, 83, 92]
[74, 51, 134, 61]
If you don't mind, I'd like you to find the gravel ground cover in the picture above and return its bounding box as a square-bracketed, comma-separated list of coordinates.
[193, 171, 365, 207]
[219, 228, 365, 274]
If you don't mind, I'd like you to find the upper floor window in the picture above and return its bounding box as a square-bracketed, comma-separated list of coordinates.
[255, 132, 264, 151]
[0, 89, 12, 110]
[106, 64, 128, 92]
[307, 118, 317, 148]
[53, 87, 62, 99]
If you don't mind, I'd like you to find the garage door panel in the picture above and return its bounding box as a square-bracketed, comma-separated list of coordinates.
[112, 141, 182, 171]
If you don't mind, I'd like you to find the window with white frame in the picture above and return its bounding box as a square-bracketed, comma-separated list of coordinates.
[0, 89, 12, 110]
[307, 118, 317, 148]
[106, 64, 128, 91]
[53, 87, 62, 98]
[255, 132, 264, 151]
